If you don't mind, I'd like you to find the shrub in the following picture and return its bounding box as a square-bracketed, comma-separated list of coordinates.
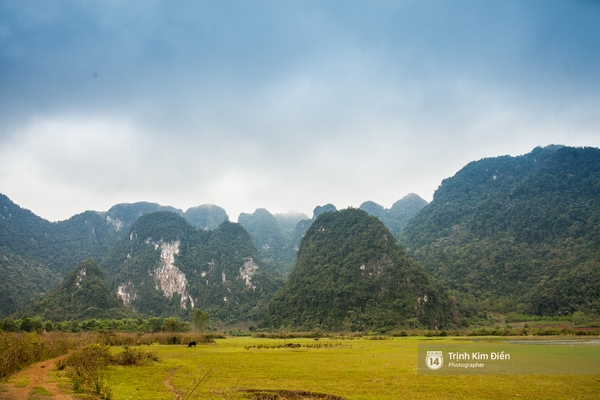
[112, 346, 159, 366]
[65, 343, 113, 399]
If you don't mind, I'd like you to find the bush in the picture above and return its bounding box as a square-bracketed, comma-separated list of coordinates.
[112, 346, 159, 366]
[65, 343, 113, 399]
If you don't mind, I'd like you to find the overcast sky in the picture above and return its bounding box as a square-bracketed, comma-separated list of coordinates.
[1, 0, 599, 222]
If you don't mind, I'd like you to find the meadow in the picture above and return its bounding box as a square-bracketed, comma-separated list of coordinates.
[104, 336, 600, 400]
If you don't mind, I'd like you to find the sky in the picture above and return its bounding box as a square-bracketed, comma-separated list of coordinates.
[1, 0, 600, 222]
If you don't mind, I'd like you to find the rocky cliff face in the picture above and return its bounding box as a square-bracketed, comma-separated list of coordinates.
[102, 212, 281, 322]
[116, 281, 137, 306]
[240, 257, 259, 290]
[146, 239, 194, 309]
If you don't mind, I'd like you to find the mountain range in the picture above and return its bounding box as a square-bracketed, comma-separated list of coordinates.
[0, 192, 425, 321]
[2, 145, 599, 329]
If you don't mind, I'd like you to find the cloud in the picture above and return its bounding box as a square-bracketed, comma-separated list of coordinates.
[1, 1, 600, 221]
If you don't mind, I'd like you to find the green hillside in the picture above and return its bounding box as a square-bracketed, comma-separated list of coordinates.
[238, 208, 303, 276]
[16, 259, 134, 321]
[0, 247, 60, 317]
[0, 196, 232, 319]
[401, 146, 600, 317]
[263, 208, 453, 331]
[0, 195, 125, 318]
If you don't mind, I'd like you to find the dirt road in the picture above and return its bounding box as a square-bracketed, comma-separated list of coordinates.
[0, 356, 74, 400]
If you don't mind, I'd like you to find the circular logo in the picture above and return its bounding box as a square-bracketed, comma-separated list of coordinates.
[425, 351, 444, 370]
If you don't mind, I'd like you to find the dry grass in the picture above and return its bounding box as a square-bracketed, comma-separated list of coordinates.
[241, 389, 347, 399]
[98, 331, 221, 346]
[0, 332, 87, 380]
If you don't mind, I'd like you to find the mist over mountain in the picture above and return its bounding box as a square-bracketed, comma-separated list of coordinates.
[273, 211, 309, 233]
[103, 202, 183, 232]
[360, 193, 428, 237]
[184, 204, 229, 230]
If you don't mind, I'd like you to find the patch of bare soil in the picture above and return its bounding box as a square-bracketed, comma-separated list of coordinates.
[163, 367, 184, 399]
[0, 356, 74, 400]
[241, 389, 347, 400]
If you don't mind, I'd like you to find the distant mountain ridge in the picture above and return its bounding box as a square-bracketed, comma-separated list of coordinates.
[102, 202, 230, 232]
[360, 193, 428, 237]
[238, 209, 307, 276]
[0, 195, 230, 273]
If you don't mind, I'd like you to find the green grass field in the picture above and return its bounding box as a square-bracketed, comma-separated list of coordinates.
[105, 337, 600, 399]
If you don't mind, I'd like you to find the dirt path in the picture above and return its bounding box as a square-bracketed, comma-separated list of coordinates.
[0, 356, 74, 400]
[163, 368, 182, 399]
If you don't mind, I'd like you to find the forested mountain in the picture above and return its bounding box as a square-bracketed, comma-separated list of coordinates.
[238, 209, 307, 276]
[0, 190, 424, 315]
[0, 248, 60, 318]
[0, 195, 126, 318]
[101, 212, 281, 323]
[0, 197, 231, 319]
[0, 194, 119, 276]
[0, 196, 190, 276]
[184, 204, 229, 230]
[263, 209, 453, 331]
[290, 204, 338, 251]
[360, 193, 428, 237]
[401, 145, 600, 317]
[4, 145, 599, 325]
[16, 259, 135, 321]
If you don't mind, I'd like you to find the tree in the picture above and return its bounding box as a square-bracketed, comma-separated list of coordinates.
[193, 308, 210, 333]
[20, 318, 34, 332]
[2, 317, 17, 332]
[162, 317, 180, 332]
